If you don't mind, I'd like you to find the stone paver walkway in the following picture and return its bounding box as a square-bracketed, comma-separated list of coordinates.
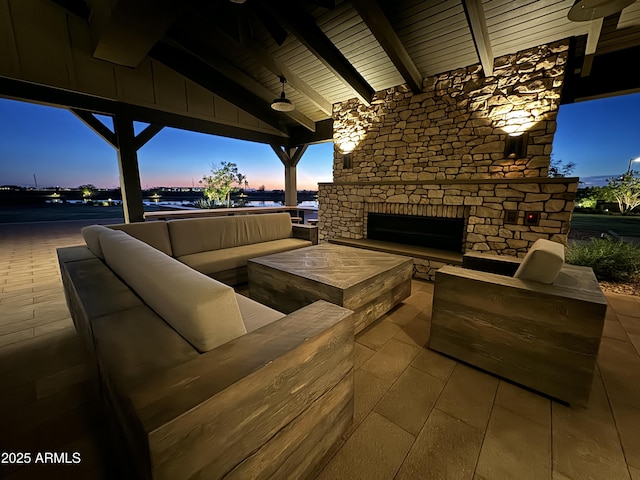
[1, 220, 639, 479]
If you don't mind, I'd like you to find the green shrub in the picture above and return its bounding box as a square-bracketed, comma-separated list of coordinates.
[566, 238, 640, 282]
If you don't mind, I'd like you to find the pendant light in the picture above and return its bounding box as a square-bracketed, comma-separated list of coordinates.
[271, 76, 295, 112]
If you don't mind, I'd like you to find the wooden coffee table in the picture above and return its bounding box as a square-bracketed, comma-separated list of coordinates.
[248, 244, 413, 333]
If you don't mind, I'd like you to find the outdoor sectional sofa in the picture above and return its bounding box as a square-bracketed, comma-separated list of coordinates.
[57, 216, 353, 479]
[95, 212, 318, 285]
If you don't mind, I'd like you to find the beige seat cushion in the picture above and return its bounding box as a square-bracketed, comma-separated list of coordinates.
[235, 294, 285, 333]
[178, 238, 311, 275]
[107, 221, 173, 256]
[514, 238, 565, 284]
[168, 213, 293, 257]
[92, 305, 199, 391]
[99, 229, 246, 352]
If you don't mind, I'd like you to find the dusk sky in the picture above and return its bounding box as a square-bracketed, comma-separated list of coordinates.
[1, 91, 640, 190]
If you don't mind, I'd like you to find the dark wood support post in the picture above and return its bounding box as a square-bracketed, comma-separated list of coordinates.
[72, 109, 163, 224]
[270, 144, 308, 207]
[113, 115, 145, 223]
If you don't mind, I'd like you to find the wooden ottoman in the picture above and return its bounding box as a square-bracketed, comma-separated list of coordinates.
[248, 244, 413, 333]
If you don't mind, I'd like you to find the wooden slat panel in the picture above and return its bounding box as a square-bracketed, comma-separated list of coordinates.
[151, 60, 187, 112]
[67, 15, 118, 99]
[115, 58, 156, 105]
[10, 0, 73, 88]
[0, 0, 20, 77]
[185, 80, 214, 117]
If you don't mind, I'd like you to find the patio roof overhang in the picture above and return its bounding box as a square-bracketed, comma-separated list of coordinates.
[2, 0, 640, 221]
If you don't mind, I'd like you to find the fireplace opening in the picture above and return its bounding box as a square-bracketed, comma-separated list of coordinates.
[367, 213, 464, 252]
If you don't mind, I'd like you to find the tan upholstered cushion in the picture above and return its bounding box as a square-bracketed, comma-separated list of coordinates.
[92, 305, 199, 391]
[107, 221, 173, 256]
[81, 224, 110, 259]
[178, 238, 311, 275]
[514, 239, 565, 284]
[99, 229, 246, 352]
[168, 213, 293, 257]
[235, 294, 285, 333]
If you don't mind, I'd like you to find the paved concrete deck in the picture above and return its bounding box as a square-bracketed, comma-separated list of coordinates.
[1, 220, 639, 479]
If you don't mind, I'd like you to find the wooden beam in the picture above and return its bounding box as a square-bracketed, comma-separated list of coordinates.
[166, 31, 316, 132]
[288, 118, 333, 147]
[263, 1, 375, 105]
[0, 76, 289, 146]
[463, 0, 494, 77]
[210, 26, 332, 115]
[113, 115, 145, 223]
[350, 0, 422, 93]
[149, 41, 288, 134]
[581, 17, 604, 77]
[70, 109, 117, 147]
[270, 144, 309, 206]
[134, 123, 164, 150]
[86, 0, 182, 68]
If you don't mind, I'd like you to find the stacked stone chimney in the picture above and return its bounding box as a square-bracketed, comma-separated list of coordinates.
[318, 40, 578, 280]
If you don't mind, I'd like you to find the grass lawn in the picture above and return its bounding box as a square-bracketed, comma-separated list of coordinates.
[571, 213, 640, 236]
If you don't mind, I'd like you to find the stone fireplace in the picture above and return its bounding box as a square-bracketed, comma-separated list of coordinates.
[317, 40, 578, 280]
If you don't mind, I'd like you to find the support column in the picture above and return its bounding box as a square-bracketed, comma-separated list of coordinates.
[270, 144, 309, 207]
[72, 109, 163, 224]
[113, 115, 145, 223]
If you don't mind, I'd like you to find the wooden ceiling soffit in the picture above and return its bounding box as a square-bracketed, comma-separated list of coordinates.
[165, 31, 316, 132]
[148, 41, 288, 134]
[350, 0, 422, 93]
[462, 0, 494, 77]
[87, 0, 184, 68]
[263, 0, 375, 105]
[212, 27, 333, 116]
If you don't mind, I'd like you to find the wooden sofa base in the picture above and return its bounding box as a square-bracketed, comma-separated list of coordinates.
[58, 245, 355, 480]
[430, 262, 607, 406]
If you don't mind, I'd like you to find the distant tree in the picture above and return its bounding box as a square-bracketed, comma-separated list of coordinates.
[199, 162, 246, 208]
[575, 186, 604, 209]
[602, 171, 640, 214]
[548, 156, 576, 178]
[79, 184, 97, 202]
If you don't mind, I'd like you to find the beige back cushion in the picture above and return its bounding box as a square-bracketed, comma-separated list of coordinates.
[99, 229, 246, 352]
[168, 213, 293, 257]
[514, 239, 565, 284]
[107, 221, 173, 256]
[81, 224, 110, 259]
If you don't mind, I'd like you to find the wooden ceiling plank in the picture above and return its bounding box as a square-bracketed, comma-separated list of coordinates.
[351, 0, 422, 93]
[463, 0, 494, 77]
[263, 0, 375, 105]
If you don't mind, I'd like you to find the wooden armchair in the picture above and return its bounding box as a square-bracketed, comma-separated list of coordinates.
[429, 240, 607, 406]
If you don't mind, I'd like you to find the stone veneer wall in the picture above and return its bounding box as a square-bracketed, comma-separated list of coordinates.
[318, 40, 579, 280]
[318, 178, 577, 280]
[331, 41, 570, 181]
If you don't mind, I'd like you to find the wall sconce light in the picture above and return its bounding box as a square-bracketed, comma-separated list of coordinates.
[342, 153, 353, 169]
[504, 132, 528, 159]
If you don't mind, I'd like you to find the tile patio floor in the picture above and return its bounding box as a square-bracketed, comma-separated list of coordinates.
[1, 220, 640, 480]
